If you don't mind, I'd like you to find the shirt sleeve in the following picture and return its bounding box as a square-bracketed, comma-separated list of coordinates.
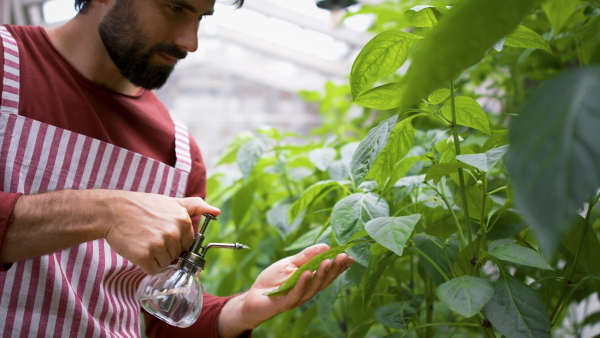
[143, 293, 252, 338]
[0, 192, 23, 272]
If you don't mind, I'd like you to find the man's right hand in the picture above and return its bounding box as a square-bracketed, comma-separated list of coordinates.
[1, 189, 220, 274]
[103, 191, 220, 274]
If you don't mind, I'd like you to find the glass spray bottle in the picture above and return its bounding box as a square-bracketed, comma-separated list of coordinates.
[137, 213, 249, 328]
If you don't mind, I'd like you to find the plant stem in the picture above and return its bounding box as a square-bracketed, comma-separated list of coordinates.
[487, 186, 508, 195]
[276, 150, 295, 197]
[411, 245, 450, 282]
[449, 80, 473, 245]
[549, 191, 600, 325]
[389, 258, 404, 294]
[585, 190, 600, 221]
[551, 277, 594, 326]
[480, 176, 488, 228]
[477, 313, 495, 338]
[435, 182, 468, 248]
[425, 277, 433, 338]
[473, 175, 489, 273]
[393, 200, 426, 216]
[409, 322, 480, 331]
[528, 276, 562, 289]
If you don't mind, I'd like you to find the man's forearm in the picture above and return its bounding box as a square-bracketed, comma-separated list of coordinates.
[218, 293, 255, 338]
[1, 189, 110, 265]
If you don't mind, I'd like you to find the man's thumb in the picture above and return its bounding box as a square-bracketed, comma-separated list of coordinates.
[177, 197, 221, 216]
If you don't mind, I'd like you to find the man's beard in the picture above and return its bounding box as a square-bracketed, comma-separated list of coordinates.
[98, 1, 187, 90]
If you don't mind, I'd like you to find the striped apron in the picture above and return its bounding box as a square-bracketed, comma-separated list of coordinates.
[0, 26, 194, 337]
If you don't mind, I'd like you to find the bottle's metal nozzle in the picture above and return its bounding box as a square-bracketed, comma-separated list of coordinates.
[200, 243, 251, 256]
[179, 214, 250, 271]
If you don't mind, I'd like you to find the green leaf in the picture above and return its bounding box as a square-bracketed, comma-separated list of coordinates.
[404, 6, 446, 27]
[454, 237, 484, 277]
[562, 216, 600, 275]
[489, 243, 554, 270]
[353, 82, 406, 110]
[437, 276, 494, 318]
[284, 226, 331, 251]
[327, 160, 349, 181]
[428, 88, 452, 104]
[267, 203, 294, 237]
[486, 208, 527, 241]
[505, 67, 600, 255]
[465, 186, 494, 222]
[504, 25, 552, 53]
[216, 131, 254, 165]
[237, 137, 271, 178]
[309, 147, 336, 171]
[441, 96, 491, 135]
[414, 236, 459, 286]
[482, 130, 509, 152]
[350, 115, 398, 186]
[542, 0, 580, 36]
[349, 229, 369, 242]
[367, 116, 421, 192]
[265, 240, 370, 296]
[231, 181, 255, 226]
[362, 251, 394, 309]
[350, 30, 421, 98]
[365, 215, 421, 256]
[331, 193, 390, 266]
[289, 180, 344, 222]
[290, 305, 318, 338]
[317, 277, 342, 323]
[348, 322, 374, 338]
[374, 295, 423, 329]
[457, 145, 509, 172]
[582, 17, 600, 65]
[582, 311, 600, 328]
[425, 221, 458, 243]
[398, 0, 541, 108]
[381, 156, 420, 197]
[484, 273, 551, 338]
[425, 162, 472, 182]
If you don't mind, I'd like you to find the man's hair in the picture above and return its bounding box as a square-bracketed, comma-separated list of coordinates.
[75, 0, 245, 13]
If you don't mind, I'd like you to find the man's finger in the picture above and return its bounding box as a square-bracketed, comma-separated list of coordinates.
[288, 243, 330, 267]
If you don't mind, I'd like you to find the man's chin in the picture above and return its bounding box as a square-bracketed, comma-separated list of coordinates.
[127, 67, 174, 90]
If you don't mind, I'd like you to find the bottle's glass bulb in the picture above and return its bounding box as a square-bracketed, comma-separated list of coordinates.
[137, 260, 203, 328]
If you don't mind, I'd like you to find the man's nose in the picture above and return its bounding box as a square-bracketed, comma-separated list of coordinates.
[174, 21, 199, 53]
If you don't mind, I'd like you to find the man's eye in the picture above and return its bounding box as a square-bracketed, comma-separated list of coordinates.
[169, 5, 183, 13]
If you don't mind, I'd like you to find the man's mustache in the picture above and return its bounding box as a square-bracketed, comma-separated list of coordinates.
[151, 43, 188, 60]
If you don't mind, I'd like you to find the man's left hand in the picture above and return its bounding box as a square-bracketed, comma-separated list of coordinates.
[217, 244, 354, 337]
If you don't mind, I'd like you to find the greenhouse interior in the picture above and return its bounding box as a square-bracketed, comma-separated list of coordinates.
[1, 0, 600, 337]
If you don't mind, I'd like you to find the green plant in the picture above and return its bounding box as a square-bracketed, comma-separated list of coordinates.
[205, 0, 600, 337]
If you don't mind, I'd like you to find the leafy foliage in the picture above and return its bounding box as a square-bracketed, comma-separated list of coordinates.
[203, 0, 600, 336]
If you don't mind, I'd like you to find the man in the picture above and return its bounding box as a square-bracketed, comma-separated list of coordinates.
[0, 0, 354, 336]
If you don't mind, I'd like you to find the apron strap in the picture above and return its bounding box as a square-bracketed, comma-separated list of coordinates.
[173, 119, 192, 173]
[0, 26, 20, 115]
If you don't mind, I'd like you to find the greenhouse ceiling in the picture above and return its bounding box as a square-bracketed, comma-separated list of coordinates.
[2, 0, 382, 92]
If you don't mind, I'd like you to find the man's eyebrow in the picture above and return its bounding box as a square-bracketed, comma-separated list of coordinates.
[165, 0, 214, 15]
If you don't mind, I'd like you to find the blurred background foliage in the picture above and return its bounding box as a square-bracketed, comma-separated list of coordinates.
[202, 0, 600, 337]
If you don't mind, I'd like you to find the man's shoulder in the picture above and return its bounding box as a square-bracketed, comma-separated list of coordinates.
[2, 24, 45, 44]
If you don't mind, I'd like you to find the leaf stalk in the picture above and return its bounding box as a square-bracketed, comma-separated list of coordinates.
[449, 80, 473, 245]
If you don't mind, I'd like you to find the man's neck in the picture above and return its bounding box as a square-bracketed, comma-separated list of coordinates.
[45, 14, 142, 96]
